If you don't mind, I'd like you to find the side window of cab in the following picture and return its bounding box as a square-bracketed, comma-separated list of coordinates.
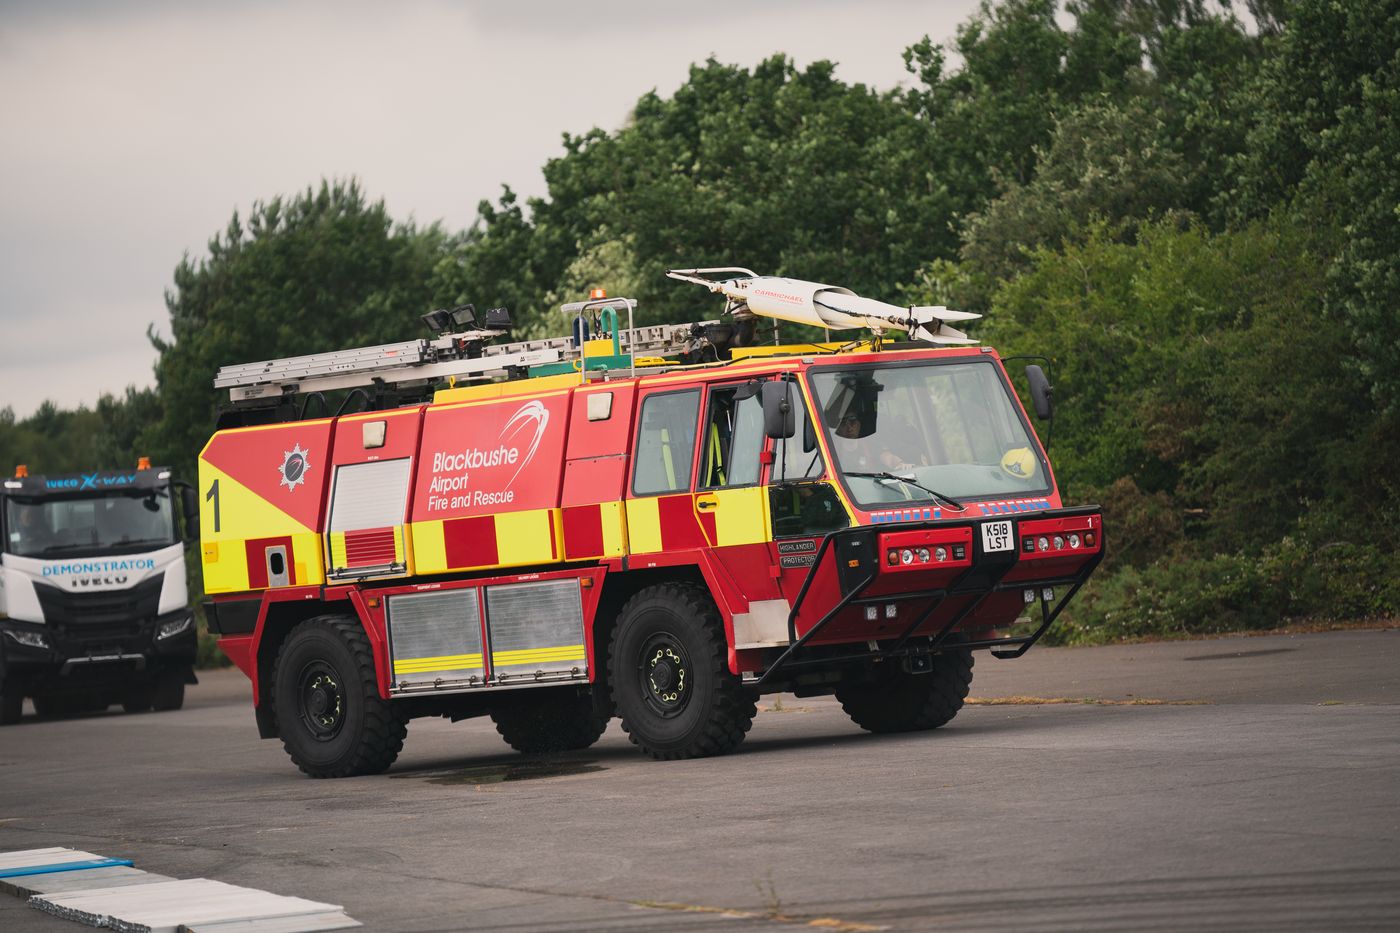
[632, 389, 701, 496]
[699, 383, 765, 489]
[766, 378, 849, 537]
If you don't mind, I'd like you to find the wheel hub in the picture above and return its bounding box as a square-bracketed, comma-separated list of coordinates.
[298, 665, 345, 740]
[640, 634, 690, 718]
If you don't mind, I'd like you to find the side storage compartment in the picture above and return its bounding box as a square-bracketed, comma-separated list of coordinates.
[324, 409, 423, 581]
[386, 589, 486, 694]
[382, 575, 594, 698]
[486, 578, 587, 684]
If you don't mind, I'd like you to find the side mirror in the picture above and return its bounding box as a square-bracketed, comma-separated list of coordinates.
[179, 484, 200, 541]
[1026, 364, 1053, 421]
[761, 380, 795, 439]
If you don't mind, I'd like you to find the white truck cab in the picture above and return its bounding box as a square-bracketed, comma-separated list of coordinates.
[0, 462, 200, 724]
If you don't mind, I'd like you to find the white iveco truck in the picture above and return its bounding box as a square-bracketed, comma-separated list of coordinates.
[0, 461, 200, 724]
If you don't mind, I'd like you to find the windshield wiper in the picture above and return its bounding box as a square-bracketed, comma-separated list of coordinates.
[36, 542, 102, 554]
[843, 471, 966, 511]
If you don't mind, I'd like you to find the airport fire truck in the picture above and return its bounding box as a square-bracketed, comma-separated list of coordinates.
[199, 269, 1103, 778]
[0, 461, 201, 724]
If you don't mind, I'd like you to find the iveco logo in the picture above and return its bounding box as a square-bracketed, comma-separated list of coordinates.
[74, 575, 129, 588]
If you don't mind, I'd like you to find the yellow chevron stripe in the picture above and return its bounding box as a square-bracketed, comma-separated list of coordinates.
[393, 653, 484, 674]
[491, 644, 587, 666]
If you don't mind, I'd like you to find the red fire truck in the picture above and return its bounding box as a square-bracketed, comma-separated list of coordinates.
[199, 269, 1102, 778]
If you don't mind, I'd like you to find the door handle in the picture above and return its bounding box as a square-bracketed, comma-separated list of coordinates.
[696, 497, 719, 511]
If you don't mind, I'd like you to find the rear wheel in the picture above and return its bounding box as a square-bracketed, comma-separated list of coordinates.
[836, 647, 974, 734]
[151, 672, 186, 712]
[490, 688, 612, 754]
[272, 616, 407, 778]
[609, 583, 756, 760]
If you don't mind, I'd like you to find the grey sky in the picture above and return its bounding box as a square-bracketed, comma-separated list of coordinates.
[0, 0, 980, 418]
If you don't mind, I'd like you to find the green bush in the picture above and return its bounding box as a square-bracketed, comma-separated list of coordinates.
[196, 621, 231, 670]
[1051, 536, 1400, 646]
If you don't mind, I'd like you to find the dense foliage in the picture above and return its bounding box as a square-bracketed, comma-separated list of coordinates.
[5, 0, 1396, 645]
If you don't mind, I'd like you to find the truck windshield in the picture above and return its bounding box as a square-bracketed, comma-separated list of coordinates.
[809, 359, 1048, 507]
[4, 489, 176, 558]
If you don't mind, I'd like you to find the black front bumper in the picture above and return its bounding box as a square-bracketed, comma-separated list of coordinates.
[756, 508, 1104, 686]
[0, 609, 197, 692]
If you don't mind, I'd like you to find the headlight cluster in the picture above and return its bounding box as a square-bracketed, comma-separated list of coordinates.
[1024, 531, 1094, 553]
[157, 616, 193, 640]
[3, 629, 50, 649]
[886, 544, 965, 566]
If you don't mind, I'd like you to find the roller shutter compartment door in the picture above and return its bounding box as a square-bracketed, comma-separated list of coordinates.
[326, 458, 412, 579]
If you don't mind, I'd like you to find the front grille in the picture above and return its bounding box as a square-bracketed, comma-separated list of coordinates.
[35, 576, 164, 649]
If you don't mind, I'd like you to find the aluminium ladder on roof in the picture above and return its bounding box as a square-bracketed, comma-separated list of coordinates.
[213, 306, 709, 403]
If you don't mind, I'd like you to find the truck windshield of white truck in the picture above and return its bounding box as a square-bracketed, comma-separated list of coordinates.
[5, 490, 176, 558]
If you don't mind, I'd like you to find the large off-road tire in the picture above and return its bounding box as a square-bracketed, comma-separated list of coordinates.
[836, 647, 974, 734]
[151, 672, 186, 712]
[1, 682, 22, 725]
[490, 687, 612, 754]
[272, 616, 407, 778]
[609, 582, 756, 760]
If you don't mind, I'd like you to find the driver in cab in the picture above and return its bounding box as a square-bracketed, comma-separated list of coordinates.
[833, 412, 915, 473]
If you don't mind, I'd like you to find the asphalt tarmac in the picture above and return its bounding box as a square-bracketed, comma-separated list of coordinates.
[2, 628, 1397, 931]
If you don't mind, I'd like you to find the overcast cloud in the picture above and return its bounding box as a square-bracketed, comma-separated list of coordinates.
[0, 0, 979, 417]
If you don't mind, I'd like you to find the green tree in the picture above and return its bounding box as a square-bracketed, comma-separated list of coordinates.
[1224, 0, 1400, 411]
[436, 55, 966, 329]
[0, 402, 107, 474]
[150, 180, 446, 477]
[949, 2, 1264, 301]
[959, 95, 1191, 291]
[984, 218, 1384, 557]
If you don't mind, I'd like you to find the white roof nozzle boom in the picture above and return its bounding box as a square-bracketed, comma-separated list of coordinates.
[665, 269, 979, 344]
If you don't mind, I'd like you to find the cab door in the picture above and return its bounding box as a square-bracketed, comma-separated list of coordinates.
[692, 379, 798, 650]
[624, 387, 706, 556]
[692, 380, 770, 558]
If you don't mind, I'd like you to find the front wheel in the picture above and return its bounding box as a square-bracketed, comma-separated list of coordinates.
[151, 671, 187, 712]
[122, 681, 153, 714]
[836, 648, 974, 734]
[609, 583, 756, 760]
[1, 681, 22, 725]
[272, 616, 407, 778]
